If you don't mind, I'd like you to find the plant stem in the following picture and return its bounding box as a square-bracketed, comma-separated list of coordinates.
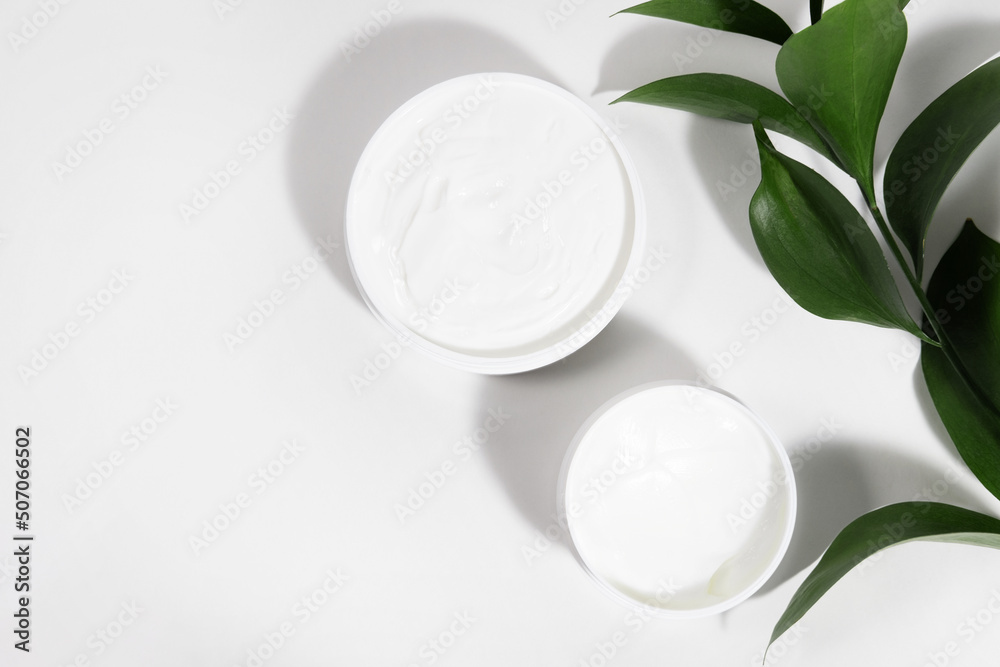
[864, 199, 943, 345]
[865, 190, 1000, 419]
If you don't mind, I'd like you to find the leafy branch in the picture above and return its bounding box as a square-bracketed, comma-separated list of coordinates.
[612, 0, 1000, 655]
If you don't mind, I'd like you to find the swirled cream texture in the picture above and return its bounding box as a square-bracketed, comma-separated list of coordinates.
[347, 74, 633, 355]
[564, 385, 794, 613]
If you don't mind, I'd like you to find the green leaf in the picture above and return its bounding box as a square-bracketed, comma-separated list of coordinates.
[769, 502, 1000, 650]
[926, 220, 1000, 405]
[612, 74, 841, 165]
[922, 219, 1000, 500]
[884, 57, 1000, 277]
[616, 0, 792, 46]
[750, 123, 928, 339]
[923, 345, 1000, 501]
[810, 0, 823, 24]
[775, 0, 907, 199]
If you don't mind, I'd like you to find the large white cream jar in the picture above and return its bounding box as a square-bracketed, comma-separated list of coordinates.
[345, 73, 645, 373]
[559, 382, 796, 617]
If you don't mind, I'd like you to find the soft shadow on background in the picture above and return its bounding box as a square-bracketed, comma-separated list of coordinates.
[756, 442, 993, 596]
[480, 309, 996, 596]
[596, 21, 780, 269]
[482, 315, 995, 595]
[593, 22, 699, 96]
[895, 22, 1000, 269]
[300, 9, 1000, 602]
[686, 118, 766, 266]
[595, 19, 1000, 272]
[479, 315, 697, 536]
[287, 19, 560, 302]
[593, 0, 810, 96]
[593, 21, 781, 97]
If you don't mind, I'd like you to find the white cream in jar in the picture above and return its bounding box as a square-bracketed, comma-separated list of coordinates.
[560, 383, 796, 616]
[345, 73, 643, 372]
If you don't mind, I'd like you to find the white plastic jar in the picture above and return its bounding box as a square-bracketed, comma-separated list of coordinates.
[559, 382, 796, 617]
[345, 73, 646, 373]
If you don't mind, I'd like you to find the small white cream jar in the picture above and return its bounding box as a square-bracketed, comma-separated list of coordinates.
[559, 382, 796, 617]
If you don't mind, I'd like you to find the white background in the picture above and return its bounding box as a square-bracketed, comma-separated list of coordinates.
[3, 0, 1000, 665]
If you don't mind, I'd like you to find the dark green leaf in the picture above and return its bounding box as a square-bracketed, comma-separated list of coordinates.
[612, 73, 840, 164]
[750, 122, 927, 339]
[884, 57, 1000, 277]
[770, 502, 1000, 650]
[923, 345, 1000, 501]
[922, 219, 1000, 500]
[616, 0, 792, 46]
[775, 0, 907, 199]
[926, 220, 1000, 405]
[810, 0, 823, 24]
